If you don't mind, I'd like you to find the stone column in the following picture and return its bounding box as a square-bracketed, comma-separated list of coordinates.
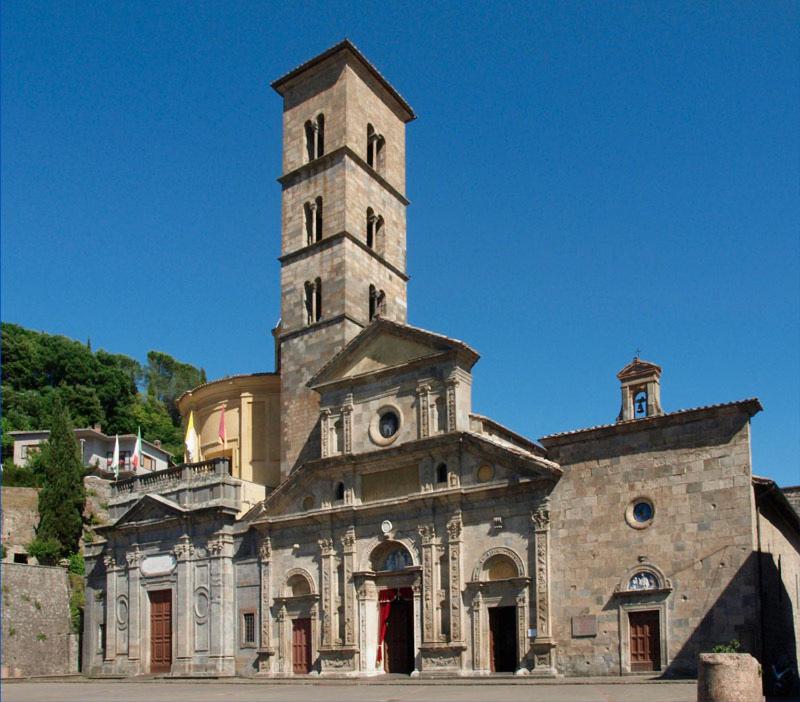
[446, 512, 464, 644]
[320, 409, 331, 458]
[416, 384, 431, 439]
[341, 527, 356, 647]
[318, 537, 336, 646]
[208, 532, 236, 675]
[342, 395, 353, 454]
[257, 535, 273, 672]
[530, 501, 556, 676]
[445, 378, 458, 432]
[125, 546, 142, 663]
[418, 525, 437, 643]
[411, 580, 422, 676]
[104, 554, 118, 664]
[471, 588, 483, 672]
[277, 604, 288, 673]
[174, 535, 195, 669]
[356, 580, 370, 671]
[240, 392, 253, 479]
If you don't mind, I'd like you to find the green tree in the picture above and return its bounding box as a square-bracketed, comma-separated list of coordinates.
[146, 350, 206, 423]
[31, 397, 85, 561]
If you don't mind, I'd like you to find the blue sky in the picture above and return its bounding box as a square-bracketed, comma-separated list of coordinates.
[2, 2, 798, 486]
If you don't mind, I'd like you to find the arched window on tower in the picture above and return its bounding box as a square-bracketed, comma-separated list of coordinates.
[366, 208, 375, 248]
[368, 285, 385, 321]
[366, 208, 383, 250]
[305, 114, 325, 162]
[304, 197, 323, 245]
[304, 279, 322, 325]
[314, 277, 322, 322]
[367, 124, 385, 173]
[314, 196, 323, 242]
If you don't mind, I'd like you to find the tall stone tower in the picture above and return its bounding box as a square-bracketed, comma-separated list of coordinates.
[272, 41, 415, 475]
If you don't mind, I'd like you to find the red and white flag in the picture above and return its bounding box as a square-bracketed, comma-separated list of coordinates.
[218, 405, 227, 447]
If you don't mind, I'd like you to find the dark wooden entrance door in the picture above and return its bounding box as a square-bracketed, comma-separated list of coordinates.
[629, 610, 661, 672]
[149, 590, 172, 673]
[384, 598, 414, 673]
[292, 618, 312, 674]
[489, 606, 517, 673]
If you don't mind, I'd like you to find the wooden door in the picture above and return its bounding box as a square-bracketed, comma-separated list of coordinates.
[149, 590, 172, 673]
[384, 599, 414, 674]
[629, 610, 660, 672]
[489, 606, 517, 673]
[291, 618, 312, 674]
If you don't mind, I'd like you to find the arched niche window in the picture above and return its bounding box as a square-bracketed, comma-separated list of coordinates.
[304, 278, 322, 325]
[436, 463, 448, 484]
[333, 481, 345, 502]
[483, 554, 520, 581]
[368, 284, 386, 321]
[370, 542, 412, 572]
[366, 208, 384, 250]
[304, 196, 323, 245]
[633, 389, 648, 418]
[305, 113, 325, 162]
[366, 123, 385, 173]
[287, 573, 312, 597]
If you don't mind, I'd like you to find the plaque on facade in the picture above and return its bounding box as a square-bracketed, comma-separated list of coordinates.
[571, 615, 597, 638]
[380, 520, 393, 534]
[140, 554, 177, 576]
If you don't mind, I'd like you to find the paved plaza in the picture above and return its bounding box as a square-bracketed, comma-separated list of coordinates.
[2, 679, 701, 702]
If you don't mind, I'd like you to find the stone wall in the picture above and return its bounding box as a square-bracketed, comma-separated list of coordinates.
[1, 563, 75, 677]
[757, 496, 800, 690]
[543, 405, 759, 676]
[1, 486, 39, 563]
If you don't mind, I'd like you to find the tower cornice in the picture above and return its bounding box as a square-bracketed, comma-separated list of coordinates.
[278, 145, 410, 206]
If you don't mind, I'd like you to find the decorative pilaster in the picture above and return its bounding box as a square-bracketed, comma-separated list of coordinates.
[257, 535, 274, 671]
[207, 531, 236, 675]
[418, 525, 437, 643]
[530, 500, 556, 676]
[240, 391, 253, 477]
[103, 554, 117, 663]
[277, 604, 288, 673]
[124, 546, 142, 661]
[416, 384, 431, 439]
[446, 512, 464, 644]
[341, 527, 356, 647]
[471, 588, 483, 672]
[320, 409, 331, 458]
[318, 537, 336, 646]
[445, 377, 458, 432]
[173, 535, 194, 667]
[342, 394, 353, 454]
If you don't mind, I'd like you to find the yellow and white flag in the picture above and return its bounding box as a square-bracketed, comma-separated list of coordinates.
[184, 411, 198, 462]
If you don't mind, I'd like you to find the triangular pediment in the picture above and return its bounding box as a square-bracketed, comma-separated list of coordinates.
[309, 318, 479, 388]
[617, 358, 662, 381]
[113, 494, 187, 528]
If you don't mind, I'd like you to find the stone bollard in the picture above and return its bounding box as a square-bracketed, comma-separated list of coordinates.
[697, 653, 764, 702]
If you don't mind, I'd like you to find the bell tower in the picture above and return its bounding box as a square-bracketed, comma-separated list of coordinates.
[272, 40, 416, 475]
[616, 357, 664, 421]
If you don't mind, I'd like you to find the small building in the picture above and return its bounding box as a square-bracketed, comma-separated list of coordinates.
[8, 426, 171, 477]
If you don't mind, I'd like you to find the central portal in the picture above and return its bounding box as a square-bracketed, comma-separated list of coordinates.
[380, 589, 414, 674]
[489, 606, 517, 673]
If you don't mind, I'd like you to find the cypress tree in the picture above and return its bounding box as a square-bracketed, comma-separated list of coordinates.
[35, 396, 86, 560]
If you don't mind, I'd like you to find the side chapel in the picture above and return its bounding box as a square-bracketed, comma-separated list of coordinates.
[83, 40, 800, 680]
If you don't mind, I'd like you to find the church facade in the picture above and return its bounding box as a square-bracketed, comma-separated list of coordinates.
[83, 41, 799, 681]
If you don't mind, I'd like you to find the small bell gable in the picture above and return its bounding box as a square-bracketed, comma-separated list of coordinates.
[617, 356, 664, 421]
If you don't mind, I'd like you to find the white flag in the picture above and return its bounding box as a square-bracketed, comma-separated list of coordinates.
[111, 434, 120, 479]
[185, 411, 198, 462]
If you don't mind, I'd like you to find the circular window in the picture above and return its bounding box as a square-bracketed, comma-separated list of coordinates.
[379, 411, 399, 438]
[625, 497, 655, 529]
[369, 404, 403, 446]
[476, 464, 494, 483]
[302, 495, 314, 511]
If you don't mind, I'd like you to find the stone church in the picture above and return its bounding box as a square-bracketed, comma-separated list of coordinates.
[83, 40, 799, 681]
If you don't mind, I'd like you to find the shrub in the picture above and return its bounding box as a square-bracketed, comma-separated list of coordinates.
[67, 552, 85, 576]
[27, 536, 61, 566]
[712, 639, 742, 653]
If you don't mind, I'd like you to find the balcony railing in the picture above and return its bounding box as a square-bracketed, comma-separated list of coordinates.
[112, 457, 231, 496]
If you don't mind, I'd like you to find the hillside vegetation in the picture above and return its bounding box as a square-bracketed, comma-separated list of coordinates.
[1, 322, 206, 465]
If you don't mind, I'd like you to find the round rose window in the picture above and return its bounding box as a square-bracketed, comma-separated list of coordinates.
[379, 410, 399, 438]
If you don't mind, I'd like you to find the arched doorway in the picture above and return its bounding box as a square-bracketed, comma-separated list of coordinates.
[372, 542, 415, 674]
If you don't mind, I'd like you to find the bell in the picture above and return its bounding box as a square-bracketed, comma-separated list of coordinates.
[635, 396, 647, 415]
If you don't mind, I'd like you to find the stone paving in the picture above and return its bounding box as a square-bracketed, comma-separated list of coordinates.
[2, 679, 701, 702]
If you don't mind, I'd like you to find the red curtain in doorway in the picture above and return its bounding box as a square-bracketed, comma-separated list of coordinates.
[376, 588, 413, 665]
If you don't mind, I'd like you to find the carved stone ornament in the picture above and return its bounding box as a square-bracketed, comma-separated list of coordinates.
[532, 499, 551, 530]
[103, 554, 116, 569]
[446, 513, 462, 541]
[208, 536, 225, 556]
[259, 536, 272, 562]
[173, 535, 195, 561]
[125, 547, 142, 567]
